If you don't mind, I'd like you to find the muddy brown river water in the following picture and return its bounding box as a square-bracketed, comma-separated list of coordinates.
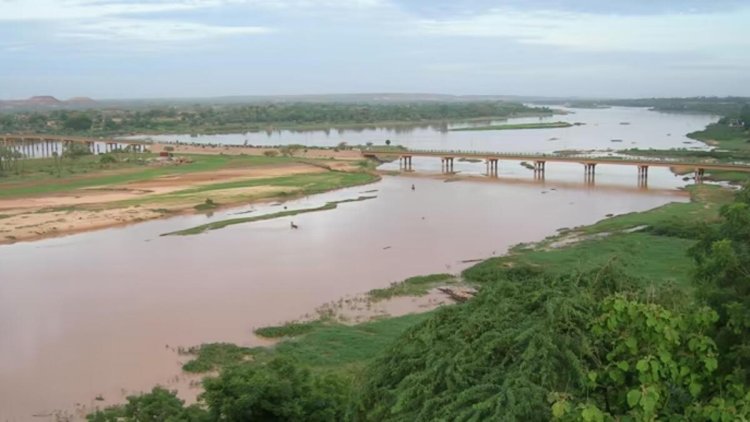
[0, 107, 717, 420]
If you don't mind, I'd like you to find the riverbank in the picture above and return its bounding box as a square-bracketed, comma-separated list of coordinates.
[109, 180, 742, 421]
[0, 150, 377, 244]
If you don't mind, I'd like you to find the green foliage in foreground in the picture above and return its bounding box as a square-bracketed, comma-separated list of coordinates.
[163, 195, 376, 236]
[450, 121, 573, 131]
[87, 387, 208, 422]
[367, 273, 455, 301]
[201, 357, 350, 421]
[351, 266, 639, 421]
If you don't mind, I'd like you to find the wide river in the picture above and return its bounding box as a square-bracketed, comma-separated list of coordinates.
[1, 107, 717, 420]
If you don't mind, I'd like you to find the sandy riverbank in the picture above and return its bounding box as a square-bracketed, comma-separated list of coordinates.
[0, 156, 370, 245]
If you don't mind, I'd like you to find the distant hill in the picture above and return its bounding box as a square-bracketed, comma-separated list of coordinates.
[0, 96, 99, 110]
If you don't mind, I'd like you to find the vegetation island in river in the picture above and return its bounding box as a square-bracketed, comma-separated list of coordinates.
[450, 121, 574, 131]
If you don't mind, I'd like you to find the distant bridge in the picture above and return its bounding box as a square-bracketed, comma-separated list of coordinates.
[0, 134, 149, 157]
[363, 148, 750, 185]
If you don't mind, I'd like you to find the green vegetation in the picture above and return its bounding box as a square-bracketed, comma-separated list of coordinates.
[688, 119, 750, 152]
[193, 198, 218, 211]
[163, 195, 376, 236]
[1, 102, 553, 136]
[87, 387, 207, 422]
[367, 273, 456, 301]
[605, 96, 750, 116]
[0, 153, 295, 198]
[255, 320, 324, 339]
[181, 343, 255, 373]
[450, 121, 573, 131]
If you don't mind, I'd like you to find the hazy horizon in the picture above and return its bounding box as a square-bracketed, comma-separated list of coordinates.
[2, 0, 749, 99]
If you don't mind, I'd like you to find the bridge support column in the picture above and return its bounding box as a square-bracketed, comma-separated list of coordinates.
[486, 158, 498, 177]
[637, 165, 649, 188]
[441, 157, 454, 174]
[583, 163, 596, 185]
[695, 167, 705, 184]
[399, 155, 412, 171]
[534, 160, 546, 180]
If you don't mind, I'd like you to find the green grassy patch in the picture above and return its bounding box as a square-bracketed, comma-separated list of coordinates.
[450, 121, 573, 131]
[577, 185, 731, 235]
[181, 343, 255, 373]
[687, 122, 750, 152]
[193, 198, 218, 211]
[255, 320, 325, 338]
[182, 313, 433, 375]
[259, 313, 434, 370]
[163, 194, 376, 236]
[0, 153, 298, 198]
[368, 273, 456, 301]
[465, 233, 695, 287]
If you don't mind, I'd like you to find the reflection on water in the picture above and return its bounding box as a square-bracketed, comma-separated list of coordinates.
[127, 106, 717, 153]
[0, 175, 689, 420]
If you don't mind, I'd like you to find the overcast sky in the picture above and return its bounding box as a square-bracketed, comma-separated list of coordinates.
[1, 0, 749, 99]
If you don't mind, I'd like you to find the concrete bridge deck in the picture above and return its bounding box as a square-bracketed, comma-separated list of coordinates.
[363, 148, 750, 172]
[363, 147, 750, 185]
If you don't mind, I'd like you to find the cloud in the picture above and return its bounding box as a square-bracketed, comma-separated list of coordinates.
[0, 0, 273, 43]
[0, 0, 221, 20]
[413, 7, 750, 53]
[62, 19, 273, 42]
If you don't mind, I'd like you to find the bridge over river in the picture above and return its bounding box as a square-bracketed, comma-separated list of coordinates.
[4, 134, 750, 185]
[1, 134, 149, 157]
[363, 148, 750, 185]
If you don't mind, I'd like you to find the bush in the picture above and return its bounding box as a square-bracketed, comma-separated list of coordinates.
[263, 150, 279, 157]
[202, 357, 349, 422]
[99, 154, 117, 164]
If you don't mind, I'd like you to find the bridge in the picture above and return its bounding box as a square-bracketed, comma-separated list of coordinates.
[363, 148, 750, 185]
[0, 134, 150, 158]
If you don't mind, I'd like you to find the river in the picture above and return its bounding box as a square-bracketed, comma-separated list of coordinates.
[0, 107, 717, 420]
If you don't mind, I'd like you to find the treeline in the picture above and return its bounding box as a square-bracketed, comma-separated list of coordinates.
[0, 102, 550, 136]
[88, 186, 750, 421]
[606, 97, 750, 117]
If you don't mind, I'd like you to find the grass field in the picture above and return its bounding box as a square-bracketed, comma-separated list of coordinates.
[0, 153, 301, 198]
[184, 312, 433, 374]
[687, 122, 750, 152]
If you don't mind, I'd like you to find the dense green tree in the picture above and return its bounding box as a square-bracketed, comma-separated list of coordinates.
[691, 187, 750, 382]
[202, 357, 349, 422]
[63, 113, 93, 131]
[550, 296, 734, 421]
[740, 104, 750, 129]
[87, 387, 209, 422]
[350, 267, 637, 421]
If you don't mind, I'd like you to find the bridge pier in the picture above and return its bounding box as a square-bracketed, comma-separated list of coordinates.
[441, 157, 454, 174]
[399, 155, 413, 171]
[583, 163, 596, 185]
[695, 167, 705, 184]
[486, 158, 498, 177]
[534, 160, 546, 180]
[637, 165, 649, 188]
